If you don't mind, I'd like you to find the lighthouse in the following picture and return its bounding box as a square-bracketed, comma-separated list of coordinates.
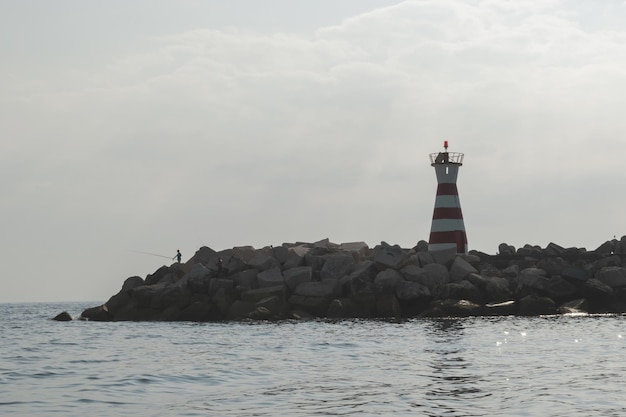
[428, 141, 468, 253]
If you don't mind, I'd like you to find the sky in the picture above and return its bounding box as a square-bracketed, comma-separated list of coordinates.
[2, 0, 626, 303]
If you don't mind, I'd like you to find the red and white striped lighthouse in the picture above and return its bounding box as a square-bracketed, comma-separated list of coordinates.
[428, 141, 468, 253]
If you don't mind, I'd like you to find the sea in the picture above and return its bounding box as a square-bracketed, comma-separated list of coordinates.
[2, 302, 626, 417]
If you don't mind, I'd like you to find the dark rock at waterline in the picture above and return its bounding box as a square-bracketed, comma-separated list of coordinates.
[53, 311, 72, 321]
[80, 237, 626, 322]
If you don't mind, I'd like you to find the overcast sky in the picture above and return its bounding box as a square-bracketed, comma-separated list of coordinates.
[2, 0, 626, 302]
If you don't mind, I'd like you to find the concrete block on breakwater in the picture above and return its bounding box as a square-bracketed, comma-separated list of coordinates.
[76, 237, 626, 322]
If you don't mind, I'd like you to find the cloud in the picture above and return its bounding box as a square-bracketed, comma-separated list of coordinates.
[3, 0, 626, 301]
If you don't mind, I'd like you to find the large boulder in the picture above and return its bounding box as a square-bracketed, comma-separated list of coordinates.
[320, 255, 354, 280]
[53, 311, 72, 321]
[430, 247, 457, 266]
[449, 256, 478, 282]
[257, 267, 284, 288]
[179, 301, 215, 322]
[596, 266, 626, 288]
[374, 269, 403, 294]
[537, 257, 569, 277]
[542, 276, 579, 302]
[583, 279, 614, 309]
[561, 266, 589, 282]
[248, 253, 280, 271]
[294, 279, 339, 299]
[518, 294, 556, 316]
[484, 277, 514, 303]
[188, 246, 219, 266]
[80, 305, 112, 321]
[373, 242, 409, 269]
[396, 280, 431, 301]
[348, 261, 379, 295]
[288, 294, 332, 317]
[284, 266, 313, 291]
[180, 263, 212, 293]
[517, 268, 549, 291]
[375, 294, 402, 318]
[282, 249, 305, 270]
[444, 280, 483, 304]
[413, 263, 449, 296]
[231, 269, 259, 290]
[121, 276, 145, 291]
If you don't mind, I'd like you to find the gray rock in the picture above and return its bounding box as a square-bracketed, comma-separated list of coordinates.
[327, 298, 351, 318]
[537, 257, 569, 277]
[545, 242, 566, 256]
[284, 266, 313, 291]
[374, 269, 403, 294]
[449, 256, 478, 282]
[562, 266, 588, 282]
[396, 281, 431, 301]
[596, 266, 626, 288]
[248, 253, 280, 271]
[180, 301, 214, 322]
[543, 276, 579, 302]
[145, 266, 173, 286]
[288, 294, 331, 317]
[376, 294, 401, 318]
[348, 261, 379, 294]
[320, 255, 354, 280]
[231, 269, 259, 290]
[400, 265, 428, 282]
[180, 263, 212, 293]
[501, 264, 519, 278]
[294, 279, 339, 298]
[444, 280, 483, 304]
[498, 243, 515, 255]
[484, 277, 514, 303]
[80, 305, 112, 321]
[517, 268, 549, 291]
[188, 246, 219, 266]
[417, 251, 435, 266]
[415, 240, 429, 252]
[282, 249, 305, 270]
[241, 286, 287, 303]
[272, 245, 289, 264]
[595, 240, 615, 254]
[227, 300, 255, 320]
[430, 247, 457, 266]
[373, 243, 410, 269]
[518, 294, 556, 316]
[257, 267, 284, 288]
[53, 311, 72, 321]
[121, 276, 145, 291]
[256, 295, 288, 317]
[583, 279, 614, 303]
[247, 306, 273, 320]
[420, 263, 450, 294]
[339, 242, 369, 260]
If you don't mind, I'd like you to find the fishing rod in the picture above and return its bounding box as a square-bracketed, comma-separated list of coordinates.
[131, 250, 173, 260]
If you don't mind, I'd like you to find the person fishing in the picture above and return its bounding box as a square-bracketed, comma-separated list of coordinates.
[173, 250, 182, 263]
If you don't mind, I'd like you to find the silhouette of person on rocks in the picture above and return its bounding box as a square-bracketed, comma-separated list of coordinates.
[173, 250, 182, 263]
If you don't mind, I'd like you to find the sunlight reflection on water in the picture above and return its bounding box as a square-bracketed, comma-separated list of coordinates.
[1, 304, 626, 416]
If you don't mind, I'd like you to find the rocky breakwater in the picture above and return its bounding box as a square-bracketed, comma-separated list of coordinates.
[77, 236, 626, 322]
